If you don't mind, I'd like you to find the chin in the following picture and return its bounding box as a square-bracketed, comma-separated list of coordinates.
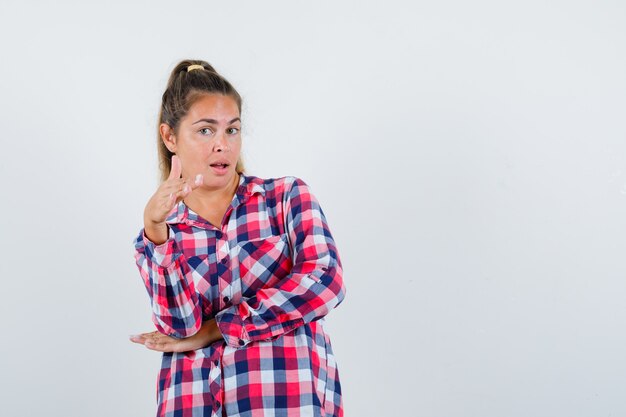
[205, 170, 235, 185]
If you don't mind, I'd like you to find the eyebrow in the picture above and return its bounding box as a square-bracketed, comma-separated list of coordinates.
[192, 117, 241, 125]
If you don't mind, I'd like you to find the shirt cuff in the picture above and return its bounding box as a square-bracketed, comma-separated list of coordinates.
[214, 303, 252, 349]
[141, 226, 180, 268]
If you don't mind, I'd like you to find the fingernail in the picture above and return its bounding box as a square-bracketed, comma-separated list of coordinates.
[195, 174, 203, 185]
[183, 185, 190, 193]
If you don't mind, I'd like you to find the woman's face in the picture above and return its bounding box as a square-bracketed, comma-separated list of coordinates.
[162, 93, 242, 192]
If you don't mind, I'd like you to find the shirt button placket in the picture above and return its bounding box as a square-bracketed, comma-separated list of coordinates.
[216, 235, 231, 307]
[219, 239, 231, 306]
[209, 359, 222, 416]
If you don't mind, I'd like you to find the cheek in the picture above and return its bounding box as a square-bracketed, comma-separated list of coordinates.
[180, 148, 210, 167]
[232, 138, 243, 152]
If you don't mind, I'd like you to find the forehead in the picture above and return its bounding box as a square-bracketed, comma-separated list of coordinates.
[186, 94, 240, 122]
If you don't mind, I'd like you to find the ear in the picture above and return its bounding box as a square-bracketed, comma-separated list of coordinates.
[159, 123, 177, 153]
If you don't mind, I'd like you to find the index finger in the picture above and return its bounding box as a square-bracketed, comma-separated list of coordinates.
[129, 333, 147, 344]
[168, 154, 182, 180]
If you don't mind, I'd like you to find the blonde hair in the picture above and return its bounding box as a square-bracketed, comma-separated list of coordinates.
[156, 59, 246, 182]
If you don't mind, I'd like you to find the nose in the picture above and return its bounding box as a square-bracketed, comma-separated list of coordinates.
[213, 132, 229, 152]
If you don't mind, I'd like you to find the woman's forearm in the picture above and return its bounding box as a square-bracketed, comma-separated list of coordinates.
[202, 318, 224, 345]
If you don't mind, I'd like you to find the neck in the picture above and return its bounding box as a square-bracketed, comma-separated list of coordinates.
[184, 173, 241, 208]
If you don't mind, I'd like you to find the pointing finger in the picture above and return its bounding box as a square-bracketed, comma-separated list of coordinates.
[168, 154, 182, 180]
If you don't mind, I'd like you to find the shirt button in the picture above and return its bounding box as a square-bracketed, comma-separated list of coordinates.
[238, 340, 244, 346]
[216, 401, 221, 408]
[214, 360, 219, 366]
[221, 257, 228, 264]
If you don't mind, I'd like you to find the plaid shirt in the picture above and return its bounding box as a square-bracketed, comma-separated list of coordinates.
[133, 174, 346, 417]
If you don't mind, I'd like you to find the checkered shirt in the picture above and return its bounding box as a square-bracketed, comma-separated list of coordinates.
[133, 174, 346, 417]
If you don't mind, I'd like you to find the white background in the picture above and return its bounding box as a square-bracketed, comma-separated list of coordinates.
[1, 1, 625, 416]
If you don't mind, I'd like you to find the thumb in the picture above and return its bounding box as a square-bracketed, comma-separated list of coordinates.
[168, 154, 182, 180]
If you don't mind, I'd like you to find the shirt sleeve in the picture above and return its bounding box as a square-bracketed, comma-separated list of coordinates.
[133, 225, 203, 339]
[214, 177, 347, 348]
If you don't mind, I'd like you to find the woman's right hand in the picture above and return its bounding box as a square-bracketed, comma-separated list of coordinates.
[143, 155, 203, 244]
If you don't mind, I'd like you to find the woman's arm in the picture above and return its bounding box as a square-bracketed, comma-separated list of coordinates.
[133, 225, 204, 339]
[214, 177, 347, 349]
[130, 318, 222, 352]
[133, 154, 207, 340]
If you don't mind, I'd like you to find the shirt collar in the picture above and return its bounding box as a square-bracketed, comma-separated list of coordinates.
[165, 173, 266, 226]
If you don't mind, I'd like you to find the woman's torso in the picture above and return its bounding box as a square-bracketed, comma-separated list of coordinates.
[151, 174, 343, 417]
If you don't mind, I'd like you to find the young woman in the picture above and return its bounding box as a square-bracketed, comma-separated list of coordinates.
[129, 59, 346, 417]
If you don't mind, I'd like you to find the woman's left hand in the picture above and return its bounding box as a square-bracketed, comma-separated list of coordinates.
[129, 318, 222, 353]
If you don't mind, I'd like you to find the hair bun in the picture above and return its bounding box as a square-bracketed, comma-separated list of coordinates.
[187, 64, 205, 72]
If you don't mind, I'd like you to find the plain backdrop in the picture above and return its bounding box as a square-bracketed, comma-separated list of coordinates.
[1, 1, 625, 416]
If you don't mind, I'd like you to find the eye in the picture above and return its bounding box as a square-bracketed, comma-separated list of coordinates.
[199, 127, 213, 135]
[227, 127, 240, 135]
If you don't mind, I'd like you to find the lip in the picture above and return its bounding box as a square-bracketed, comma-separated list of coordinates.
[209, 159, 230, 166]
[210, 164, 229, 175]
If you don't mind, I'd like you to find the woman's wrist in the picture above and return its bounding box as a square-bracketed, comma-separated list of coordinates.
[204, 318, 223, 345]
[144, 221, 169, 245]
